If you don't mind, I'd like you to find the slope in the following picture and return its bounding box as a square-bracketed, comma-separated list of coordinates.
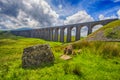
[87, 20, 120, 41]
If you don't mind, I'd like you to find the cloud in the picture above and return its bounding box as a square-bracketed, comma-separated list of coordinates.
[99, 9, 120, 20]
[22, 0, 59, 27]
[17, 10, 40, 28]
[117, 9, 120, 19]
[63, 10, 94, 37]
[0, 0, 22, 17]
[113, 0, 120, 2]
[0, 0, 60, 29]
[98, 14, 117, 20]
[64, 10, 94, 24]
[92, 25, 103, 32]
[0, 0, 119, 30]
[0, 14, 24, 29]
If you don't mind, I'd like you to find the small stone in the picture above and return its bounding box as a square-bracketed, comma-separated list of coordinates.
[60, 55, 72, 60]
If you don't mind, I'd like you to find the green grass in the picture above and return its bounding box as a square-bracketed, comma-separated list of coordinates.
[0, 31, 120, 80]
[58, 35, 76, 42]
[104, 26, 120, 39]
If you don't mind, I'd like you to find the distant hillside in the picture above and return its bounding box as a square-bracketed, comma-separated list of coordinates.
[13, 27, 33, 31]
[87, 20, 120, 41]
[0, 31, 23, 39]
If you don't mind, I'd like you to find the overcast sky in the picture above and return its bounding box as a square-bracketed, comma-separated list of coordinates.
[0, 0, 120, 30]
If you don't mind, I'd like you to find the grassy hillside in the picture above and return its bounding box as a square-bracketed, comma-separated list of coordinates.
[0, 31, 120, 80]
[87, 20, 120, 41]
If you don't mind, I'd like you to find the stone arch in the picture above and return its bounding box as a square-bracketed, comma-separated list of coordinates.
[49, 28, 54, 41]
[92, 24, 103, 32]
[45, 28, 50, 40]
[71, 27, 76, 42]
[57, 28, 60, 41]
[81, 26, 88, 37]
[52, 28, 55, 41]
[64, 27, 68, 42]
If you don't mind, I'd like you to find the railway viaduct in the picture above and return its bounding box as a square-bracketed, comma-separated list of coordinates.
[11, 18, 118, 42]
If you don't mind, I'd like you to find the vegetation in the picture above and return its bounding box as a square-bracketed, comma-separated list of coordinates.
[104, 26, 120, 39]
[88, 20, 120, 39]
[0, 31, 120, 80]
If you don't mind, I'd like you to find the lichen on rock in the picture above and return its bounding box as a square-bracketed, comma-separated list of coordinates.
[22, 44, 54, 68]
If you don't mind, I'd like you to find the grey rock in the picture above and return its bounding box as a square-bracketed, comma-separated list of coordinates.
[22, 44, 54, 68]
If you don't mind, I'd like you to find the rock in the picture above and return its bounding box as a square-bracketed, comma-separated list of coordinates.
[64, 45, 73, 55]
[22, 44, 54, 68]
[60, 55, 72, 60]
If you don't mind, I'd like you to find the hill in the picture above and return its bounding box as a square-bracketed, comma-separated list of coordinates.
[0, 30, 120, 80]
[87, 20, 120, 41]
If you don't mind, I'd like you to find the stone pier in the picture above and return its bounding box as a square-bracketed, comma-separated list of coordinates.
[54, 28, 59, 41]
[67, 27, 72, 42]
[50, 28, 53, 41]
[60, 28, 65, 42]
[76, 26, 81, 41]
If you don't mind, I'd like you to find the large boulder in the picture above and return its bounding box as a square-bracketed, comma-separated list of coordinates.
[22, 44, 54, 68]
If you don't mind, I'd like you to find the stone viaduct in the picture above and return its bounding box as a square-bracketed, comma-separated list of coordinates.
[11, 18, 118, 42]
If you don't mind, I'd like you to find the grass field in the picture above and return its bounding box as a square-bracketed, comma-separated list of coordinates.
[0, 31, 120, 80]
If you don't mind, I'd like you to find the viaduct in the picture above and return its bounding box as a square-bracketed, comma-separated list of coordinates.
[11, 19, 118, 42]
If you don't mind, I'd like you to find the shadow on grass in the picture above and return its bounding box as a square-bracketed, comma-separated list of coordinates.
[22, 62, 54, 70]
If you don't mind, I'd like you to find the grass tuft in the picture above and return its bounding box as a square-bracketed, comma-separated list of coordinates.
[63, 62, 82, 76]
[99, 43, 120, 58]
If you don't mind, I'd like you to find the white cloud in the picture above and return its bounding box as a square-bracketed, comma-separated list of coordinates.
[17, 10, 40, 28]
[113, 0, 120, 2]
[99, 14, 117, 20]
[117, 9, 120, 19]
[64, 10, 94, 24]
[22, 0, 59, 27]
[0, 0, 95, 30]
[63, 10, 94, 37]
[81, 26, 88, 37]
[0, 0, 60, 29]
[0, 14, 24, 29]
[92, 25, 103, 32]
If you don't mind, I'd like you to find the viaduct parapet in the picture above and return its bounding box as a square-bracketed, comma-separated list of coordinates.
[11, 18, 118, 42]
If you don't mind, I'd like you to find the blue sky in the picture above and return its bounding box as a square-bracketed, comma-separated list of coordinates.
[47, 0, 120, 20]
[0, 0, 120, 29]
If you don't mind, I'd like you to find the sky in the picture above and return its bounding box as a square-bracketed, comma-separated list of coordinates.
[0, 0, 120, 30]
